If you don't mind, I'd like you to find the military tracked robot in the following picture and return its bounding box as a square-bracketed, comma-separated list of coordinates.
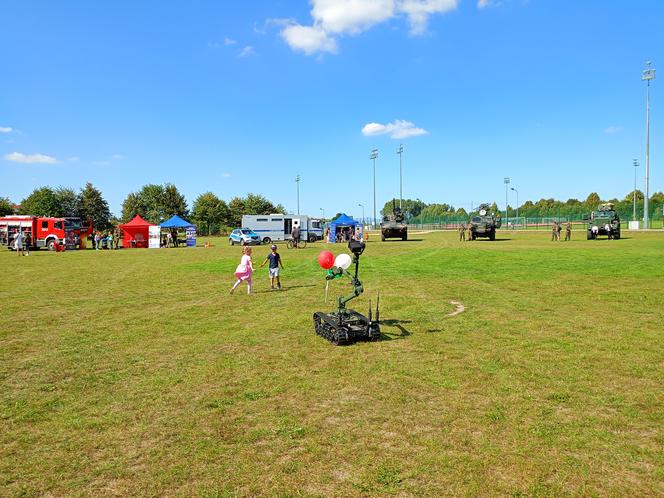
[313, 240, 381, 345]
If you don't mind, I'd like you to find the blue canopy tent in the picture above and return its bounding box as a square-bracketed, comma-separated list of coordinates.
[327, 213, 362, 243]
[160, 215, 197, 247]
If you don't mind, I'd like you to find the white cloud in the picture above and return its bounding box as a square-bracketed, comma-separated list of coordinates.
[281, 24, 338, 55]
[277, 0, 457, 55]
[112, 153, 125, 160]
[224, 37, 238, 45]
[362, 119, 429, 139]
[400, 0, 458, 35]
[0, 127, 13, 133]
[238, 45, 256, 58]
[477, 0, 503, 8]
[67, 156, 79, 162]
[222, 172, 232, 178]
[604, 126, 622, 134]
[4, 152, 59, 164]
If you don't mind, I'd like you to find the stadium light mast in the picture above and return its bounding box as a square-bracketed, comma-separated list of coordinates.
[320, 207, 325, 220]
[633, 159, 639, 221]
[511, 187, 519, 228]
[396, 144, 404, 210]
[295, 174, 301, 215]
[370, 149, 378, 229]
[358, 203, 365, 225]
[504, 177, 510, 225]
[642, 61, 656, 229]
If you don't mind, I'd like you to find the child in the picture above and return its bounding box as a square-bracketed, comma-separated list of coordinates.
[260, 245, 284, 290]
[230, 246, 254, 294]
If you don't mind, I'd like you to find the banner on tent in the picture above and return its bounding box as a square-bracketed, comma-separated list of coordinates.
[149, 226, 161, 248]
[186, 227, 196, 247]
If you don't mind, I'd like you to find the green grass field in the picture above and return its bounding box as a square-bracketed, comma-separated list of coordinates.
[1, 231, 663, 497]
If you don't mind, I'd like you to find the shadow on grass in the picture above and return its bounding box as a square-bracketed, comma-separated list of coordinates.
[380, 239, 424, 243]
[379, 319, 412, 340]
[254, 284, 317, 294]
[469, 238, 511, 242]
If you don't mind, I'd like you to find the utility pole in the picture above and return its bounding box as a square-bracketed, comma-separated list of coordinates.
[633, 159, 639, 221]
[511, 187, 519, 228]
[370, 149, 378, 229]
[396, 144, 404, 210]
[295, 174, 301, 215]
[642, 61, 656, 229]
[358, 203, 365, 225]
[504, 177, 510, 226]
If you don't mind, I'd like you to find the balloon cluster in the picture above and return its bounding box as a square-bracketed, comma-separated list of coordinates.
[317, 250, 352, 270]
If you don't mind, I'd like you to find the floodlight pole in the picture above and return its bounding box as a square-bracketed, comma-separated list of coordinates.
[396, 144, 404, 209]
[633, 159, 639, 221]
[320, 207, 325, 220]
[642, 61, 656, 229]
[504, 177, 510, 225]
[295, 174, 301, 215]
[370, 149, 378, 229]
[358, 203, 365, 225]
[511, 187, 519, 228]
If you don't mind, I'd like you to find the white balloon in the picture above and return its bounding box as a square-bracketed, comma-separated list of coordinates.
[334, 253, 352, 270]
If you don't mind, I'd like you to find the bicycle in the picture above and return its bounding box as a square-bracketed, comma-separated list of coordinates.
[286, 238, 307, 249]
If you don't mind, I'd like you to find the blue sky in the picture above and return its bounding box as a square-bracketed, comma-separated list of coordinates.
[1, 0, 662, 220]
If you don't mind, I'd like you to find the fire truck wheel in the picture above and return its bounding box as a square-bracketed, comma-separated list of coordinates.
[46, 238, 58, 251]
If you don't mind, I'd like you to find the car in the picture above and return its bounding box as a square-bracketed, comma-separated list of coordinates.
[228, 228, 261, 246]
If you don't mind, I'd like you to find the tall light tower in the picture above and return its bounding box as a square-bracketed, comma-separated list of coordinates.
[320, 207, 325, 220]
[370, 148, 378, 229]
[633, 159, 639, 221]
[358, 203, 365, 225]
[642, 61, 656, 229]
[510, 187, 519, 228]
[295, 174, 301, 215]
[396, 144, 404, 210]
[504, 177, 510, 225]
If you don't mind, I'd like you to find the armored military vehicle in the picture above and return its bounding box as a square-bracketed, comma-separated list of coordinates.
[380, 200, 408, 241]
[586, 203, 621, 239]
[469, 203, 502, 240]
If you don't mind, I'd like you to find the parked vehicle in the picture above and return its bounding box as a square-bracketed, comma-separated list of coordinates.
[585, 203, 621, 239]
[380, 200, 407, 241]
[241, 214, 323, 245]
[228, 228, 262, 246]
[468, 204, 502, 240]
[0, 215, 92, 250]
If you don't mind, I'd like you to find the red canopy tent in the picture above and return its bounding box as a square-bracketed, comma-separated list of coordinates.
[119, 215, 154, 248]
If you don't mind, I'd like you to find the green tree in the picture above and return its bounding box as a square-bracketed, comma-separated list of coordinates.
[227, 193, 283, 227]
[121, 192, 145, 222]
[162, 183, 189, 218]
[54, 187, 80, 217]
[0, 197, 15, 216]
[585, 192, 601, 207]
[19, 187, 60, 216]
[79, 183, 111, 230]
[191, 192, 229, 235]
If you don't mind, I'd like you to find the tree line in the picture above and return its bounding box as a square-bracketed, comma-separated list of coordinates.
[383, 190, 664, 223]
[0, 184, 285, 235]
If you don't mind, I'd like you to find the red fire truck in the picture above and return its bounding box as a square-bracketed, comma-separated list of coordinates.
[0, 215, 92, 250]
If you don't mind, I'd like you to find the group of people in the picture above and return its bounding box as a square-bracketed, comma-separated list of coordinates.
[161, 229, 182, 248]
[230, 244, 285, 295]
[551, 221, 573, 241]
[92, 229, 121, 250]
[457, 224, 476, 241]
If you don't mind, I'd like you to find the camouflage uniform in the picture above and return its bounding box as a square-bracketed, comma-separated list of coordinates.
[551, 222, 557, 241]
[565, 222, 572, 241]
[459, 223, 465, 242]
[467, 224, 474, 241]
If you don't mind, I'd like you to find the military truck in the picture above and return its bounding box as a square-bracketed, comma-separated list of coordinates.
[469, 204, 502, 240]
[586, 203, 621, 240]
[380, 201, 408, 241]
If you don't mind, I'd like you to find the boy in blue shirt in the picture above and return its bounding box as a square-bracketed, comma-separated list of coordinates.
[260, 245, 284, 290]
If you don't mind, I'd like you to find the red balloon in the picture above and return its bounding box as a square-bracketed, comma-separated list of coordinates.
[317, 250, 335, 270]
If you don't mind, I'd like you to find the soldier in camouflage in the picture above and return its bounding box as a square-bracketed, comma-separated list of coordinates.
[565, 222, 572, 241]
[459, 223, 466, 242]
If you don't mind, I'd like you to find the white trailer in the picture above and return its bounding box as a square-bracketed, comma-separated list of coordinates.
[241, 214, 324, 244]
